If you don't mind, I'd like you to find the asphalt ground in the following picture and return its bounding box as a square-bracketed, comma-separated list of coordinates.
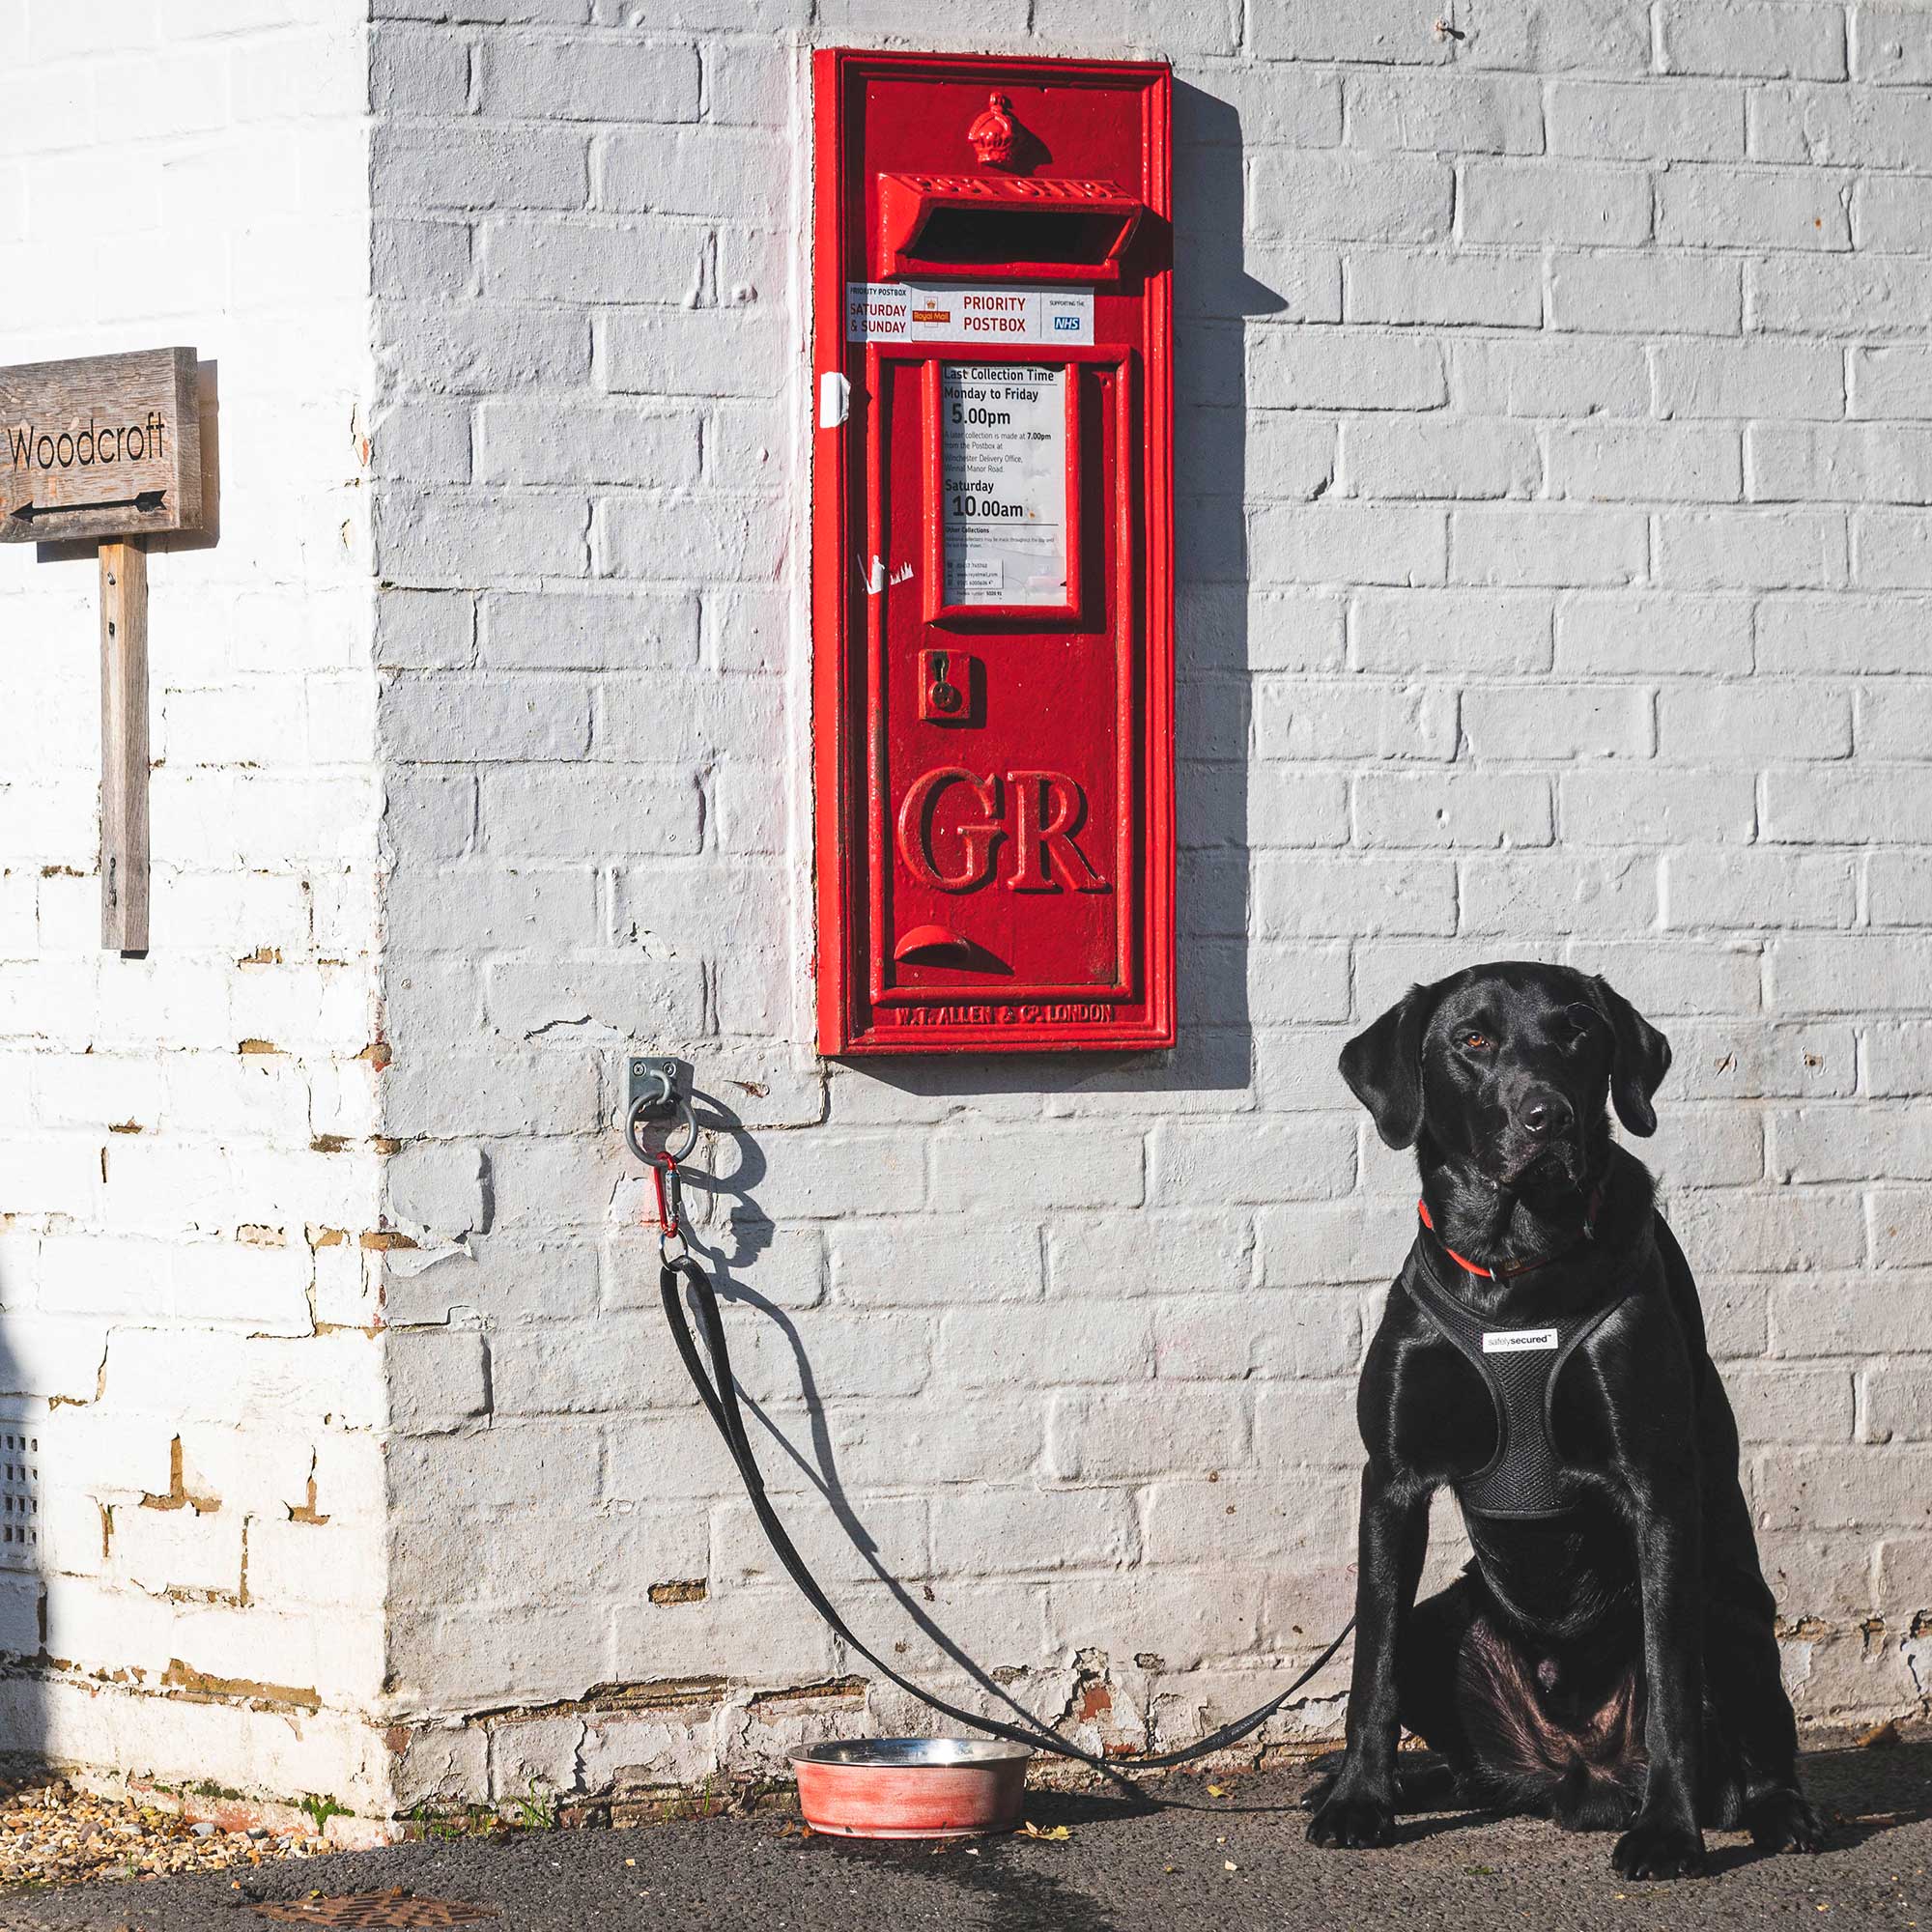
[4, 1738, 1927, 1932]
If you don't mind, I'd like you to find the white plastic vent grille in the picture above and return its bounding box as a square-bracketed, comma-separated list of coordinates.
[0, 1434, 39, 1567]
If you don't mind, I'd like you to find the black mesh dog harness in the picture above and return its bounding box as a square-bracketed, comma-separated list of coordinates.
[1406, 1218, 1632, 1520]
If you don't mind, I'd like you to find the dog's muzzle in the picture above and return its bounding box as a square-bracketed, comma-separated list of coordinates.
[1489, 1086, 1587, 1189]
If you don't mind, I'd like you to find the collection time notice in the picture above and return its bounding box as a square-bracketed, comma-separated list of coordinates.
[940, 362, 1068, 609]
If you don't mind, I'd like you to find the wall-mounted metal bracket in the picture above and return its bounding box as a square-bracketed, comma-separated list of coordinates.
[627, 1055, 682, 1122]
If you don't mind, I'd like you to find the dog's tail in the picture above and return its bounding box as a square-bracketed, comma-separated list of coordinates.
[1456, 1617, 1646, 1829]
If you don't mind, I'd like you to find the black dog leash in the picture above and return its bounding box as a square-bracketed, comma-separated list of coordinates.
[660, 1249, 1354, 1774]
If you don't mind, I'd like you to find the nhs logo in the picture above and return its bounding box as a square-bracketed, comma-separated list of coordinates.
[1052, 314, 1082, 334]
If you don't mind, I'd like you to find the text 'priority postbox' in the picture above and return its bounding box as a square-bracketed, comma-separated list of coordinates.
[812, 48, 1174, 1055]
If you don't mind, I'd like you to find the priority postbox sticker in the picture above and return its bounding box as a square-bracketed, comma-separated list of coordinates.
[846, 282, 1094, 346]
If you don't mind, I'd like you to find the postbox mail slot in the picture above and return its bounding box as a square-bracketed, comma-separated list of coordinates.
[876, 172, 1146, 282]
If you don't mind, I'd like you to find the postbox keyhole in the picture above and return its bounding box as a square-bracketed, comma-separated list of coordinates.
[929, 652, 962, 713]
[919, 647, 977, 725]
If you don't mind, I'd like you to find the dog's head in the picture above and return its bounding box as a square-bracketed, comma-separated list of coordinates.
[1340, 962, 1671, 1194]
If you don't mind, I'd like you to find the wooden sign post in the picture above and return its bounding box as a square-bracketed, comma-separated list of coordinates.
[99, 541, 150, 951]
[2, 348, 206, 952]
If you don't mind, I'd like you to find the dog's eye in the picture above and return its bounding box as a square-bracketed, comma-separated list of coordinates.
[1461, 1032, 1491, 1051]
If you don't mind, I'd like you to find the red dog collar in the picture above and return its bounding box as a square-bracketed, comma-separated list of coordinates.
[1418, 1187, 1604, 1282]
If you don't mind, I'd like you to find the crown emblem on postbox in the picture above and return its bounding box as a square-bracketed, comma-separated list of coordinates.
[967, 90, 1021, 170]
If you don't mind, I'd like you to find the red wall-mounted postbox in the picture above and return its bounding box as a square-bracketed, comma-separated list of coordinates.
[812, 48, 1174, 1056]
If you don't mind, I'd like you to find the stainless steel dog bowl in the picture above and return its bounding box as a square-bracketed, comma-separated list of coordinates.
[789, 1738, 1032, 1838]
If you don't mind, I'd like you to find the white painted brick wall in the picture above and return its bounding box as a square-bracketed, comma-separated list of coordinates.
[14, 0, 1932, 1824]
[0, 0, 389, 1817]
[362, 0, 1932, 1806]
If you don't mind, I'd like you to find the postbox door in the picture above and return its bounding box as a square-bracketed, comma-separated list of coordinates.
[872, 347, 1138, 1009]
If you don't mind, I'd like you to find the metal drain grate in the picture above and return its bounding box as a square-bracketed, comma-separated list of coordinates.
[256, 1892, 498, 1927]
[0, 1433, 38, 1567]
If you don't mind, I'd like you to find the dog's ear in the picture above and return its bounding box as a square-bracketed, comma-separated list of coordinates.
[1340, 982, 1436, 1150]
[1589, 975, 1672, 1136]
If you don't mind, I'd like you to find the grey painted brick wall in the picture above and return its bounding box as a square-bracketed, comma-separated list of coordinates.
[367, 0, 1932, 1806]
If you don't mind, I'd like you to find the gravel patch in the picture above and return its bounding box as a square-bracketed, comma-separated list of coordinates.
[0, 1771, 330, 1893]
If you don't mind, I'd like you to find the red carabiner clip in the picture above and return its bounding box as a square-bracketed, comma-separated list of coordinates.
[651, 1151, 682, 1242]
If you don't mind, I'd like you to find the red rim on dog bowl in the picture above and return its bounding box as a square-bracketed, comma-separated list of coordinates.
[789, 1738, 1031, 1838]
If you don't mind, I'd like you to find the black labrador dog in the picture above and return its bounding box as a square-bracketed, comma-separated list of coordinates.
[1306, 961, 1822, 1879]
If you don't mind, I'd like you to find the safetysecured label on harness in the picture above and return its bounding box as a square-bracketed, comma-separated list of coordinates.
[1482, 1327, 1559, 1353]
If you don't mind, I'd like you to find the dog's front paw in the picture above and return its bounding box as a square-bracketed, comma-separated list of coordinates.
[1612, 1816, 1707, 1880]
[1305, 1790, 1396, 1850]
[1747, 1788, 1826, 1854]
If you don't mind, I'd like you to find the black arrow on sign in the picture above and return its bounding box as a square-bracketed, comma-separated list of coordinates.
[10, 490, 166, 525]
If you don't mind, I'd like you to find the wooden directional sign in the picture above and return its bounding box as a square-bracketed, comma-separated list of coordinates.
[0, 346, 213, 952]
[1, 347, 203, 546]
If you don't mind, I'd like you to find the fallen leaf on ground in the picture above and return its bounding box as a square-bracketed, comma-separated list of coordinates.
[1224, 1859, 1239, 1871]
[1860, 1719, 1899, 1748]
[1207, 1784, 1227, 1798]
[1019, 1822, 1071, 1841]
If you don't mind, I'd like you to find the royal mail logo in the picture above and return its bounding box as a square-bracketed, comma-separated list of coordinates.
[911, 305, 952, 325]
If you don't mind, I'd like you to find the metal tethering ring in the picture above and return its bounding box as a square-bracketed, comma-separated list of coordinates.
[626, 1087, 698, 1170]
